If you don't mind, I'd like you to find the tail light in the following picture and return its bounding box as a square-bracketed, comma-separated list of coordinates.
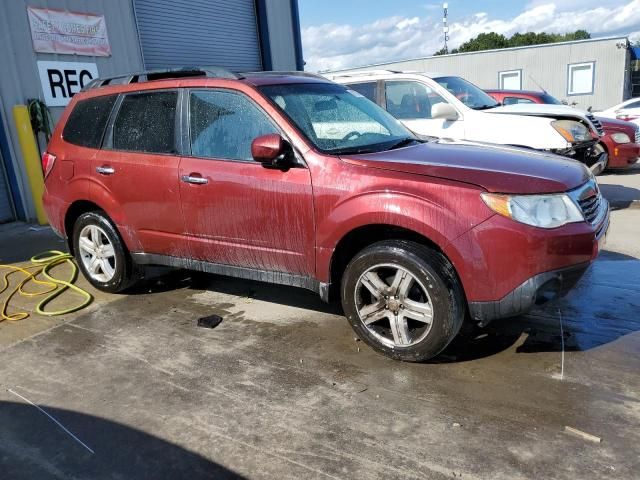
[42, 151, 56, 179]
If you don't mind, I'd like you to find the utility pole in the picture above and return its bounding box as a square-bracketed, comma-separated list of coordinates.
[443, 3, 449, 54]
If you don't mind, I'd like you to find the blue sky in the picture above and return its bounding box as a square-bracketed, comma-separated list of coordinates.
[298, 0, 639, 71]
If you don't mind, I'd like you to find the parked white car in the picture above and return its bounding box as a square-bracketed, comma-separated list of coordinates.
[596, 98, 640, 127]
[327, 70, 606, 170]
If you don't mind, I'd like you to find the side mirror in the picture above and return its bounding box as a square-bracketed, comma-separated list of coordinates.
[251, 133, 291, 168]
[431, 103, 458, 121]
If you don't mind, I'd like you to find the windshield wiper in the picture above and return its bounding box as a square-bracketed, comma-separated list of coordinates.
[472, 104, 499, 110]
[387, 137, 419, 150]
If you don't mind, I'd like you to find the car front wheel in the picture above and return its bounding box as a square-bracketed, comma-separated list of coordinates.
[341, 240, 465, 362]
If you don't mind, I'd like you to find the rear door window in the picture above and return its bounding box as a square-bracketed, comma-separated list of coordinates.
[346, 82, 377, 103]
[63, 95, 117, 148]
[189, 90, 278, 161]
[112, 91, 178, 154]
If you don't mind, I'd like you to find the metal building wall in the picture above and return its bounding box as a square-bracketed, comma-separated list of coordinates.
[329, 37, 629, 111]
[0, 0, 145, 221]
[263, 0, 303, 70]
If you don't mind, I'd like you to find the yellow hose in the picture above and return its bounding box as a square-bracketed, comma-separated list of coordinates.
[0, 251, 92, 322]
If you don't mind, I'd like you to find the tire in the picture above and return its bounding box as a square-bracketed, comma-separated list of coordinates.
[72, 211, 142, 293]
[341, 240, 465, 362]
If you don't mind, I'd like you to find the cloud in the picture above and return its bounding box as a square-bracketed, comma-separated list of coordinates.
[302, 0, 640, 72]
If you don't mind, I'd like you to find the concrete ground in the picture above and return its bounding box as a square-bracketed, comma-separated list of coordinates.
[0, 168, 639, 479]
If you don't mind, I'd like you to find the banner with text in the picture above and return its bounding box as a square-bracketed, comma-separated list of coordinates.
[27, 7, 111, 57]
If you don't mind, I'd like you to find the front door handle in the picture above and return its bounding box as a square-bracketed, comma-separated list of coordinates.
[181, 174, 208, 185]
[96, 166, 115, 175]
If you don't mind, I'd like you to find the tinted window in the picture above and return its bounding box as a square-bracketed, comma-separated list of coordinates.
[503, 97, 535, 105]
[385, 81, 447, 120]
[347, 82, 377, 102]
[189, 90, 278, 161]
[113, 91, 178, 154]
[63, 95, 116, 148]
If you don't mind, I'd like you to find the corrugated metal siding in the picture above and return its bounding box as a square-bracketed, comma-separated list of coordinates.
[332, 38, 628, 111]
[0, 0, 144, 221]
[133, 0, 262, 71]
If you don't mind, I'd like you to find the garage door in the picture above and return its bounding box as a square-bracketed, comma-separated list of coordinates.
[0, 150, 14, 223]
[133, 0, 262, 72]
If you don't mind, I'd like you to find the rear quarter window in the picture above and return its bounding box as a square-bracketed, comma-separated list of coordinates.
[62, 95, 117, 148]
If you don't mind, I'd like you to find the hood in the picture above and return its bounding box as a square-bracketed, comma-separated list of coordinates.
[342, 139, 590, 194]
[488, 104, 599, 134]
[597, 116, 638, 136]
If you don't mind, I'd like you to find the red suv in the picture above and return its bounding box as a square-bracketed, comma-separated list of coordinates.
[43, 68, 609, 362]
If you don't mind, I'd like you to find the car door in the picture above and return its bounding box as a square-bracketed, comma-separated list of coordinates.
[178, 88, 315, 276]
[383, 80, 465, 139]
[92, 89, 185, 256]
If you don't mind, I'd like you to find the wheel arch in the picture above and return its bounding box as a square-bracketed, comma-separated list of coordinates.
[326, 223, 459, 303]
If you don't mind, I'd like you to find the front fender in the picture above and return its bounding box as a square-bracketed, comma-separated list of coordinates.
[468, 112, 569, 150]
[315, 187, 492, 282]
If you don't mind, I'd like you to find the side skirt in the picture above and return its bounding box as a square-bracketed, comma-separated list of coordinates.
[131, 253, 330, 301]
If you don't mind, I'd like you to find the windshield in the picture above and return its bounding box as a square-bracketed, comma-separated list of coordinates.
[259, 83, 415, 154]
[540, 93, 563, 105]
[434, 76, 500, 110]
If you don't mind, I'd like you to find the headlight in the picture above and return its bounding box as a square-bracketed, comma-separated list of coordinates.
[611, 132, 631, 144]
[552, 120, 591, 143]
[481, 192, 584, 228]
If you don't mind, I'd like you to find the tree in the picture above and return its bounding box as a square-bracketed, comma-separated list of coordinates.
[434, 30, 591, 55]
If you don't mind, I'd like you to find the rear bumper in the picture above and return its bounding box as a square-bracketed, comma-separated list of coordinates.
[468, 262, 590, 325]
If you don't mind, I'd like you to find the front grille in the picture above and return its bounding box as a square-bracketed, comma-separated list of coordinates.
[635, 126, 640, 144]
[586, 113, 605, 136]
[578, 193, 601, 224]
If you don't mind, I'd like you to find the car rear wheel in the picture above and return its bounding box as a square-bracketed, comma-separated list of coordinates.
[73, 211, 142, 293]
[341, 240, 465, 362]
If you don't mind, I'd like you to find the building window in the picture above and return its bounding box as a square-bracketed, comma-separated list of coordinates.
[498, 70, 522, 90]
[567, 62, 595, 96]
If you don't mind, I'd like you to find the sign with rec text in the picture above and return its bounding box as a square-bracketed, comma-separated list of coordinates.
[27, 7, 111, 57]
[37, 61, 99, 107]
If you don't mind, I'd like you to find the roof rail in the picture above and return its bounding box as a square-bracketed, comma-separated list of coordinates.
[324, 69, 402, 78]
[242, 70, 327, 80]
[82, 66, 241, 90]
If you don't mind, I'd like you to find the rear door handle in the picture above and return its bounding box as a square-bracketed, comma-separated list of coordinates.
[96, 166, 115, 175]
[181, 175, 208, 185]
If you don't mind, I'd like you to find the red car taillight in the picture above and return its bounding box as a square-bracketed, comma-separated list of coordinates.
[42, 152, 56, 179]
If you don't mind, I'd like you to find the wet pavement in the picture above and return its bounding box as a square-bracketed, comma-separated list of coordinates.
[1, 170, 639, 479]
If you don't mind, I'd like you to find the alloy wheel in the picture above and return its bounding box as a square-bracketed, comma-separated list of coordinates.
[78, 225, 117, 283]
[354, 263, 434, 348]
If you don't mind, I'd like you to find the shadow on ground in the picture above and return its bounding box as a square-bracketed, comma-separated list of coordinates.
[434, 250, 640, 362]
[599, 182, 640, 209]
[129, 250, 640, 365]
[0, 400, 244, 479]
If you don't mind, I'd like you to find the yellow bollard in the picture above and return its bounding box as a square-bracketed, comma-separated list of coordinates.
[12, 105, 48, 225]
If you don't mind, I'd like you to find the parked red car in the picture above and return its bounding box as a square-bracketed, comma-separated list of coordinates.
[486, 89, 640, 169]
[42, 69, 609, 361]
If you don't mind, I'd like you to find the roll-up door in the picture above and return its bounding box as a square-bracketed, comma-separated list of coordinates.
[133, 0, 262, 72]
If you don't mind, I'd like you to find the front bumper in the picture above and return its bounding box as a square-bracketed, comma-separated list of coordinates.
[607, 141, 640, 169]
[468, 262, 590, 325]
[445, 194, 610, 324]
